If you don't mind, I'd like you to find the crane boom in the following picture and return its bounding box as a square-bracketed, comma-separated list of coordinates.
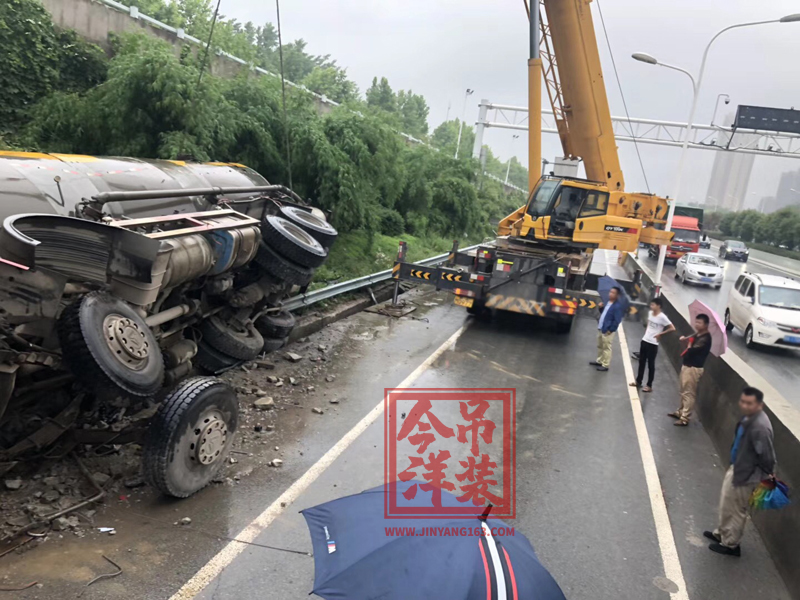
[539, 0, 624, 191]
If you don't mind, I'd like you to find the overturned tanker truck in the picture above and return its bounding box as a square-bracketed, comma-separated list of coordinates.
[0, 152, 336, 497]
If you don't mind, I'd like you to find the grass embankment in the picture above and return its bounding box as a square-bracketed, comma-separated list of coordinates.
[313, 231, 477, 286]
[707, 232, 800, 262]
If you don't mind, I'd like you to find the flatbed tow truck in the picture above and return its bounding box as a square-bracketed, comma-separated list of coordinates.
[393, 0, 673, 326]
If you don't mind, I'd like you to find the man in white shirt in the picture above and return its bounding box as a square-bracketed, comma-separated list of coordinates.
[629, 297, 675, 392]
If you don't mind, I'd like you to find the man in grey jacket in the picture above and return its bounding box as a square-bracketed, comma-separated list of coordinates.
[704, 386, 776, 557]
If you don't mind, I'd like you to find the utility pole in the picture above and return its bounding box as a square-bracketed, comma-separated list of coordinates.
[505, 134, 520, 184]
[454, 88, 474, 159]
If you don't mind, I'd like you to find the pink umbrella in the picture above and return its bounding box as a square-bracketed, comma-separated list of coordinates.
[688, 299, 728, 356]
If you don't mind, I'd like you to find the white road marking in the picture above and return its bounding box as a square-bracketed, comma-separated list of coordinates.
[618, 328, 690, 600]
[170, 323, 470, 600]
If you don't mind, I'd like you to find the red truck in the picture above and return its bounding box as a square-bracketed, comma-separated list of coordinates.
[648, 215, 701, 264]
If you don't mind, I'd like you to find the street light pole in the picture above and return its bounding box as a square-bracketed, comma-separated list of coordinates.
[505, 134, 520, 184]
[632, 13, 800, 295]
[710, 93, 731, 127]
[454, 88, 474, 160]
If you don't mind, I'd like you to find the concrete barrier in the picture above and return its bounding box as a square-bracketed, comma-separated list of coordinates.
[623, 252, 800, 597]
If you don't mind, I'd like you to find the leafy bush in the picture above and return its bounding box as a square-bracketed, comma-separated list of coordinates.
[380, 209, 405, 236]
[0, 0, 107, 133]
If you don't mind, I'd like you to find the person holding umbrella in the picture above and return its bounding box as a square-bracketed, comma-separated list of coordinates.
[670, 300, 727, 426]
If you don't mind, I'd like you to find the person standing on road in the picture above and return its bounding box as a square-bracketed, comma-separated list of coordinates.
[629, 297, 675, 392]
[590, 287, 623, 372]
[705, 386, 775, 557]
[669, 313, 712, 426]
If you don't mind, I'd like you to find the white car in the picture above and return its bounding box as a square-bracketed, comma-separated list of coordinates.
[724, 273, 800, 349]
[675, 253, 723, 288]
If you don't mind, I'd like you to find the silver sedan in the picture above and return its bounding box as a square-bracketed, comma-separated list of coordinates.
[675, 253, 724, 288]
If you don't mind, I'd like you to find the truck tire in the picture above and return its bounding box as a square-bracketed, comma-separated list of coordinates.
[262, 215, 327, 268]
[143, 377, 238, 498]
[466, 300, 491, 320]
[278, 206, 338, 249]
[262, 336, 287, 354]
[554, 316, 574, 334]
[255, 310, 296, 339]
[201, 315, 263, 361]
[58, 292, 164, 398]
[195, 340, 241, 374]
[254, 241, 314, 287]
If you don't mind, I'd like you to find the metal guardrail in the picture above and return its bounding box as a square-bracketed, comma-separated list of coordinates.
[282, 244, 481, 312]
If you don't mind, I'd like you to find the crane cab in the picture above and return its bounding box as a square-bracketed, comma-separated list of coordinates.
[497, 176, 673, 253]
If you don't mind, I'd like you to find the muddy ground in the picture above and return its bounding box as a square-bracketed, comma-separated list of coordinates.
[0, 289, 441, 596]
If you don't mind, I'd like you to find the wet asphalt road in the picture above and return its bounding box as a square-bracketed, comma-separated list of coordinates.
[192, 302, 788, 600]
[4, 287, 791, 600]
[639, 246, 800, 409]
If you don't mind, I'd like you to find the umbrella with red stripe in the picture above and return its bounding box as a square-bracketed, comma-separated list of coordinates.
[301, 481, 566, 600]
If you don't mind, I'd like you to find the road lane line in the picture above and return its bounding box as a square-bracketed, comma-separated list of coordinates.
[617, 328, 690, 600]
[170, 323, 471, 600]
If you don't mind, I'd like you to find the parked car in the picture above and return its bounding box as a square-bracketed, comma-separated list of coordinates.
[0, 152, 337, 497]
[724, 273, 800, 349]
[675, 253, 723, 288]
[719, 239, 749, 262]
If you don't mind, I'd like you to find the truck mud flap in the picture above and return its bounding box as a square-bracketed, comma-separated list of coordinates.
[485, 294, 547, 316]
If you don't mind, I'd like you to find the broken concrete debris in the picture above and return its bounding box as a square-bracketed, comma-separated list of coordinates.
[253, 397, 275, 410]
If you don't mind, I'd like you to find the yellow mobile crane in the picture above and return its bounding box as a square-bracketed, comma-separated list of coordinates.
[392, 0, 673, 331]
[502, 0, 673, 250]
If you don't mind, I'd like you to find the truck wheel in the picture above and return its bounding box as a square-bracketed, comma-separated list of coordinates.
[262, 336, 287, 354]
[554, 317, 574, 334]
[255, 310, 296, 339]
[143, 377, 238, 498]
[58, 292, 164, 398]
[279, 206, 338, 249]
[254, 241, 314, 287]
[201, 315, 263, 361]
[262, 216, 327, 268]
[195, 340, 241, 374]
[466, 301, 491, 320]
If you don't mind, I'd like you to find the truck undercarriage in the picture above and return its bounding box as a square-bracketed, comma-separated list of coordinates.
[0, 153, 337, 500]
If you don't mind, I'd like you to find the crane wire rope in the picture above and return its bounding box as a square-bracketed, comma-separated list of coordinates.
[594, 0, 651, 193]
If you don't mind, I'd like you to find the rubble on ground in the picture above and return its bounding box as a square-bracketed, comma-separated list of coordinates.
[0, 289, 443, 556]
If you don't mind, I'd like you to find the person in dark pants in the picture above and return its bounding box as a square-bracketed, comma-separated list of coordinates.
[629, 297, 675, 392]
[704, 387, 775, 557]
[669, 314, 712, 426]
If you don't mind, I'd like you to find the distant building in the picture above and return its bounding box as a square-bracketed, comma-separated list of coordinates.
[772, 168, 800, 212]
[759, 196, 778, 214]
[705, 114, 757, 212]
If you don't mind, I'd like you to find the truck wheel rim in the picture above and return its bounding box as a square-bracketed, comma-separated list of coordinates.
[192, 410, 228, 466]
[104, 314, 150, 370]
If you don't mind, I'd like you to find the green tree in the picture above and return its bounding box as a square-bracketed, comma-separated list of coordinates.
[396, 90, 429, 138]
[733, 210, 762, 242]
[719, 212, 737, 236]
[366, 77, 397, 113]
[430, 119, 475, 159]
[303, 66, 358, 103]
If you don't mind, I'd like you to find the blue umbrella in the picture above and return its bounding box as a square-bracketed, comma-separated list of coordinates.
[597, 275, 630, 313]
[301, 481, 566, 600]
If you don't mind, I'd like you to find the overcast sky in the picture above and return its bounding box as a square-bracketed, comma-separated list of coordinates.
[222, 0, 800, 207]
